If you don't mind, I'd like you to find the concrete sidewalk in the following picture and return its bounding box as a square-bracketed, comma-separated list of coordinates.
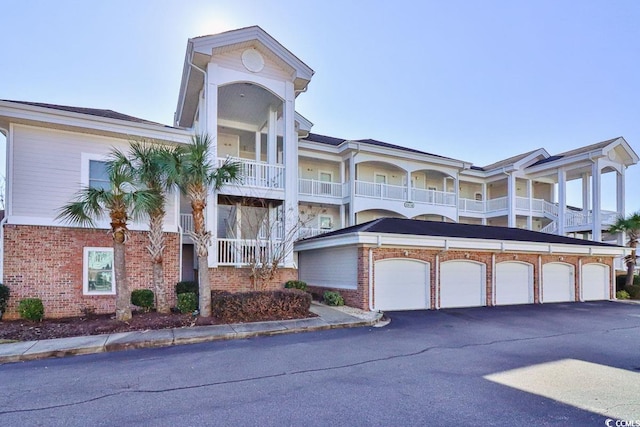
[0, 303, 383, 364]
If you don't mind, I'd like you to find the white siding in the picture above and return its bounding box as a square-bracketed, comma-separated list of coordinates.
[213, 49, 291, 82]
[11, 125, 177, 229]
[299, 246, 358, 289]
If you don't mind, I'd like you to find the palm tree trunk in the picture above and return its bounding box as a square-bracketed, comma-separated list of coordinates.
[626, 244, 637, 288]
[114, 238, 131, 322]
[191, 193, 211, 317]
[148, 212, 169, 313]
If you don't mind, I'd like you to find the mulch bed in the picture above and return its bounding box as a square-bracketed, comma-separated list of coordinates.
[0, 310, 314, 342]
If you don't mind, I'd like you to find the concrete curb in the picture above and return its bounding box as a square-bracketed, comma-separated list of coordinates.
[0, 311, 383, 364]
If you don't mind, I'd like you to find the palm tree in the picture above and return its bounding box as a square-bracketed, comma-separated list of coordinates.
[111, 141, 174, 313]
[165, 134, 239, 317]
[609, 212, 640, 288]
[57, 156, 161, 321]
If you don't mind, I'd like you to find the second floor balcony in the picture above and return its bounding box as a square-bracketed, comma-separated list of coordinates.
[219, 157, 284, 190]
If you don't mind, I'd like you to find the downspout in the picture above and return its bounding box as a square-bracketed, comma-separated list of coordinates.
[188, 57, 207, 130]
[491, 253, 496, 306]
[0, 126, 8, 281]
[368, 248, 374, 311]
[538, 255, 543, 303]
[577, 258, 583, 302]
[435, 254, 440, 309]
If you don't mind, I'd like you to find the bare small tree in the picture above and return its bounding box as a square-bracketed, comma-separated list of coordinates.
[219, 197, 325, 290]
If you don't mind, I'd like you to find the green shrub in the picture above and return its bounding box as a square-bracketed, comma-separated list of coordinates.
[626, 284, 640, 299]
[616, 290, 631, 300]
[284, 280, 308, 292]
[323, 291, 345, 306]
[18, 298, 44, 321]
[211, 289, 311, 323]
[0, 284, 9, 319]
[131, 289, 154, 311]
[616, 274, 640, 291]
[176, 281, 199, 297]
[177, 292, 197, 314]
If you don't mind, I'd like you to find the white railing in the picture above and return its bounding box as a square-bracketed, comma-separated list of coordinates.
[540, 221, 558, 234]
[298, 179, 343, 198]
[486, 197, 508, 212]
[543, 201, 558, 217]
[217, 238, 285, 266]
[531, 198, 545, 214]
[413, 188, 456, 206]
[354, 180, 407, 201]
[298, 227, 332, 239]
[180, 214, 194, 233]
[219, 157, 284, 189]
[342, 182, 350, 197]
[515, 196, 530, 210]
[458, 198, 485, 213]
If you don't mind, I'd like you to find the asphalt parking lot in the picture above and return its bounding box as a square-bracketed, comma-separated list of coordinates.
[2, 301, 640, 426]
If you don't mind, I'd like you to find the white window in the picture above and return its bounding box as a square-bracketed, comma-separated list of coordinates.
[83, 247, 115, 295]
[319, 215, 333, 230]
[89, 160, 110, 190]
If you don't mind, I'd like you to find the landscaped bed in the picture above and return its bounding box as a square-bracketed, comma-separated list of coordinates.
[0, 288, 314, 342]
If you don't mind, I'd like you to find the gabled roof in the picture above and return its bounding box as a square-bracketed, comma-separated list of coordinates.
[480, 148, 549, 171]
[302, 217, 618, 248]
[303, 133, 464, 162]
[529, 137, 638, 167]
[0, 100, 171, 128]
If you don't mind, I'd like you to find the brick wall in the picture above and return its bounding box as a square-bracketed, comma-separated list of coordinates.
[3, 225, 180, 319]
[304, 245, 616, 311]
[208, 266, 297, 292]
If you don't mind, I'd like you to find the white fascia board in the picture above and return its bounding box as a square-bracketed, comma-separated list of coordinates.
[0, 102, 192, 144]
[513, 148, 551, 169]
[340, 141, 468, 169]
[298, 140, 341, 155]
[295, 111, 313, 132]
[525, 150, 606, 175]
[8, 215, 179, 233]
[298, 148, 343, 162]
[175, 40, 195, 127]
[295, 231, 625, 257]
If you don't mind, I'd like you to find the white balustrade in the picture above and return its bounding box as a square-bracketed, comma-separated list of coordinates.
[298, 179, 343, 198]
[413, 188, 456, 206]
[180, 214, 194, 233]
[354, 180, 407, 201]
[219, 157, 284, 189]
[217, 238, 285, 266]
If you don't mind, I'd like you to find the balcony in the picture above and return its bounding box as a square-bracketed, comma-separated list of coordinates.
[298, 178, 343, 198]
[217, 239, 285, 266]
[412, 188, 456, 206]
[298, 227, 333, 240]
[219, 157, 284, 189]
[458, 196, 558, 217]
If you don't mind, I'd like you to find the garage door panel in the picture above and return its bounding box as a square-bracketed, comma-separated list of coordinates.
[582, 264, 610, 301]
[495, 262, 533, 305]
[542, 263, 574, 303]
[440, 261, 485, 308]
[374, 259, 430, 311]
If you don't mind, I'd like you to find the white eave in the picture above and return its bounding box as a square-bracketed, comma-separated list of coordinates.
[0, 101, 192, 143]
[294, 231, 627, 257]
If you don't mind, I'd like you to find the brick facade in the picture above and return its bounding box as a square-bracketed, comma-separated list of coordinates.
[2, 225, 299, 319]
[308, 245, 615, 311]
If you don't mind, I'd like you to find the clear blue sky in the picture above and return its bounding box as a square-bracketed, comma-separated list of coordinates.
[1, 0, 639, 212]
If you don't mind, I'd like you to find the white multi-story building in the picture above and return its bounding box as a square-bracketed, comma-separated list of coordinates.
[0, 26, 636, 317]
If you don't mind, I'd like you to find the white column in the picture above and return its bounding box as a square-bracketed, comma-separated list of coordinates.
[267, 108, 277, 165]
[581, 173, 590, 212]
[507, 174, 516, 227]
[527, 179, 533, 229]
[617, 168, 626, 246]
[255, 132, 261, 162]
[339, 204, 346, 229]
[283, 83, 298, 267]
[592, 160, 602, 242]
[349, 154, 356, 225]
[481, 182, 487, 225]
[454, 174, 460, 222]
[558, 169, 566, 236]
[406, 171, 412, 201]
[206, 63, 219, 268]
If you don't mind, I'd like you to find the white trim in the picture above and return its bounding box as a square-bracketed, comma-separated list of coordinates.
[83, 246, 116, 295]
[6, 215, 179, 233]
[318, 170, 333, 182]
[294, 231, 627, 257]
[81, 152, 109, 188]
[318, 214, 333, 230]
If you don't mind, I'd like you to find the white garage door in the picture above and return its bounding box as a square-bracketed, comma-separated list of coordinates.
[582, 264, 610, 301]
[495, 262, 534, 305]
[440, 260, 485, 308]
[542, 263, 575, 303]
[374, 259, 430, 311]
